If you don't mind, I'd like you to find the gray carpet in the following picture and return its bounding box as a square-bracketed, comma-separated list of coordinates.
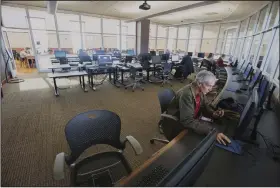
[1, 73, 195, 186]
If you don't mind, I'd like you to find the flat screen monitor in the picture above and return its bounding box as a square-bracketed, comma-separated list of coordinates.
[234, 88, 258, 139]
[187, 52, 193, 57]
[150, 51, 156, 56]
[125, 56, 133, 63]
[161, 54, 170, 61]
[127, 50, 135, 56]
[249, 68, 262, 89]
[152, 55, 161, 64]
[97, 55, 112, 66]
[55, 51, 66, 58]
[159, 51, 164, 56]
[158, 129, 217, 186]
[243, 64, 252, 79]
[258, 76, 270, 107]
[197, 53, 205, 58]
[139, 53, 151, 62]
[171, 55, 179, 62]
[95, 50, 105, 55]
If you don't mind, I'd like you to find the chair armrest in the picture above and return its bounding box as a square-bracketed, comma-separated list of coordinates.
[125, 136, 143, 155]
[53, 152, 66, 180]
[160, 113, 179, 121]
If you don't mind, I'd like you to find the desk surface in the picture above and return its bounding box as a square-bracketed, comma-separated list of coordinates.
[48, 70, 87, 78]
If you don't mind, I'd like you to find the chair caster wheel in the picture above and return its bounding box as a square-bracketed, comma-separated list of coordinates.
[132, 90, 135, 92]
[142, 89, 144, 91]
[150, 140, 154, 144]
[125, 87, 127, 89]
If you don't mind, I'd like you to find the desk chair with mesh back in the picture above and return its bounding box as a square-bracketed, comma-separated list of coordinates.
[200, 59, 212, 71]
[125, 66, 144, 92]
[53, 110, 143, 186]
[150, 88, 184, 144]
[159, 63, 173, 87]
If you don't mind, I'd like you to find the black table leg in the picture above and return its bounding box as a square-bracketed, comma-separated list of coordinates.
[82, 75, 88, 92]
[153, 64, 156, 76]
[79, 75, 82, 86]
[52, 69, 54, 74]
[121, 69, 124, 84]
[53, 77, 59, 96]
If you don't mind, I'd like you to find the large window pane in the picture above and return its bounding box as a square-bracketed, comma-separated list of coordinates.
[189, 25, 202, 39]
[203, 24, 219, 38]
[239, 19, 249, 37]
[149, 38, 156, 51]
[1, 6, 29, 28]
[168, 27, 178, 39]
[247, 14, 258, 36]
[177, 40, 186, 51]
[201, 39, 216, 53]
[121, 21, 136, 35]
[223, 29, 237, 55]
[234, 39, 243, 60]
[81, 16, 101, 33]
[248, 35, 261, 63]
[256, 32, 273, 68]
[29, 9, 56, 30]
[103, 35, 120, 50]
[156, 38, 166, 50]
[167, 38, 176, 52]
[83, 34, 102, 49]
[6, 29, 32, 49]
[59, 32, 82, 54]
[157, 25, 167, 38]
[257, 5, 269, 32]
[219, 22, 238, 38]
[122, 36, 135, 51]
[56, 13, 79, 31]
[268, 1, 279, 28]
[103, 18, 120, 34]
[240, 37, 252, 62]
[150, 24, 157, 37]
[178, 26, 188, 39]
[265, 29, 279, 74]
[216, 39, 224, 54]
[188, 39, 200, 53]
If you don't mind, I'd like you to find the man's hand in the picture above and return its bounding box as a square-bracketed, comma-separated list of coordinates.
[213, 109, 224, 118]
[216, 133, 231, 145]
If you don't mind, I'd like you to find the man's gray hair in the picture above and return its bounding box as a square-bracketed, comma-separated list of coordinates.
[195, 70, 217, 85]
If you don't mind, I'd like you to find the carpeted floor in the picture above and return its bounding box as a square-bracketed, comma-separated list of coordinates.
[1, 73, 195, 186]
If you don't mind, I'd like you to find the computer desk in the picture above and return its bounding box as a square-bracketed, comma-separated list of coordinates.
[48, 70, 88, 96]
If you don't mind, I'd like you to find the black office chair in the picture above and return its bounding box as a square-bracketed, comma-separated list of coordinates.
[150, 88, 184, 143]
[53, 110, 143, 186]
[200, 59, 212, 71]
[159, 63, 173, 87]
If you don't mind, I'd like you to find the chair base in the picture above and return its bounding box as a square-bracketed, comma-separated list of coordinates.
[150, 138, 169, 144]
[161, 78, 172, 87]
[125, 80, 144, 92]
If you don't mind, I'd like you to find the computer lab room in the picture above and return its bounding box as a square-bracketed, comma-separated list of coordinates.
[1, 0, 280, 187]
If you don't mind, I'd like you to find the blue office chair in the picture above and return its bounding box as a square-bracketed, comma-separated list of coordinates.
[53, 110, 143, 186]
[125, 66, 144, 92]
[159, 63, 173, 87]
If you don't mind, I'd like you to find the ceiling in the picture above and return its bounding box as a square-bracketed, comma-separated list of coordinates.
[2, 1, 270, 25]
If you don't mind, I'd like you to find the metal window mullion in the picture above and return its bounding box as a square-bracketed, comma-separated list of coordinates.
[54, 13, 61, 50]
[214, 23, 221, 53]
[252, 33, 264, 67]
[119, 20, 122, 51]
[198, 24, 204, 52]
[25, 7, 40, 71]
[165, 26, 169, 51]
[253, 11, 261, 34]
[175, 26, 179, 50]
[101, 16, 104, 49]
[186, 26, 190, 52]
[262, 28, 277, 71]
[155, 24, 158, 50]
[232, 21, 241, 57]
[79, 14, 83, 49]
[263, 2, 273, 31]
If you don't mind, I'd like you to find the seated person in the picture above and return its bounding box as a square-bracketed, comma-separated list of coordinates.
[174, 55, 194, 79]
[216, 54, 229, 67]
[20, 47, 33, 67]
[205, 53, 214, 64]
[168, 70, 231, 145]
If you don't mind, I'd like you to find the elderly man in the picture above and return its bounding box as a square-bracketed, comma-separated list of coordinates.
[168, 70, 231, 145]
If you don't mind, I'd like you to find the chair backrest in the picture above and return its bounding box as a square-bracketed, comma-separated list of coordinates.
[158, 88, 176, 113]
[64, 110, 125, 164]
[163, 63, 172, 73]
[98, 55, 113, 66]
[258, 75, 270, 108]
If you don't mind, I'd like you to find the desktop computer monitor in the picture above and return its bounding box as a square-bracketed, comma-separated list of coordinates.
[54, 51, 66, 59]
[248, 68, 262, 89]
[258, 76, 270, 108]
[95, 50, 105, 55]
[139, 53, 151, 62]
[150, 51, 156, 56]
[125, 56, 133, 63]
[197, 53, 205, 58]
[171, 55, 179, 62]
[127, 50, 135, 56]
[159, 51, 164, 56]
[243, 64, 252, 80]
[161, 54, 170, 61]
[158, 129, 216, 186]
[97, 55, 112, 66]
[234, 88, 258, 139]
[152, 55, 161, 64]
[187, 52, 193, 57]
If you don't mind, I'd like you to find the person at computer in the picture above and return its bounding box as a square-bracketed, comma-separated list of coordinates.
[20, 47, 33, 67]
[168, 70, 231, 145]
[216, 54, 229, 67]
